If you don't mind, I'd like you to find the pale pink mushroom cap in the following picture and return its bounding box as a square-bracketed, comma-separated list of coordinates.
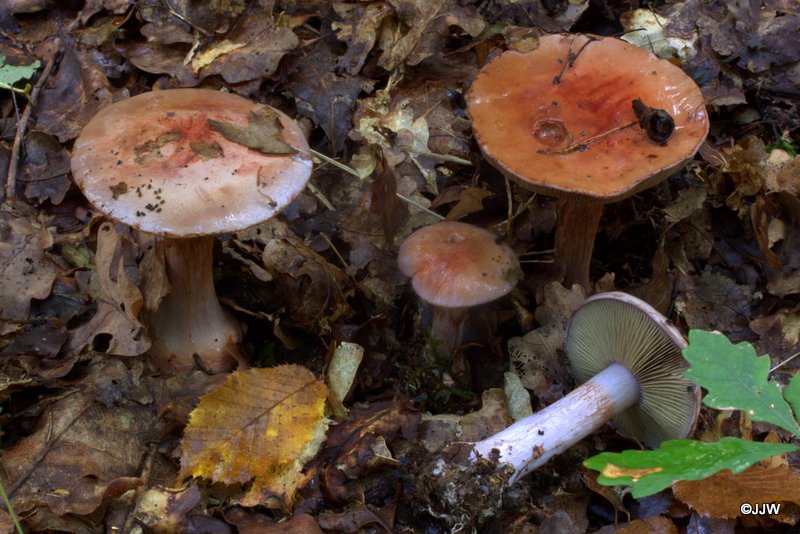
[398, 221, 521, 308]
[71, 88, 313, 236]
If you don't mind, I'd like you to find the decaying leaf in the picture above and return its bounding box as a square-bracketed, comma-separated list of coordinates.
[418, 388, 512, 453]
[288, 41, 367, 153]
[327, 341, 364, 418]
[0, 205, 57, 321]
[66, 222, 150, 356]
[208, 107, 297, 155]
[508, 282, 584, 395]
[261, 235, 354, 334]
[377, 0, 485, 70]
[315, 398, 420, 503]
[443, 187, 492, 221]
[674, 267, 753, 337]
[134, 484, 202, 532]
[1, 359, 160, 519]
[674, 464, 800, 521]
[195, 12, 298, 85]
[332, 1, 394, 75]
[35, 43, 114, 143]
[750, 307, 800, 360]
[21, 130, 72, 205]
[178, 365, 329, 509]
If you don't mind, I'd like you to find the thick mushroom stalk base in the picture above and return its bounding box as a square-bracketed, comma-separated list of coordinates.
[553, 198, 604, 290]
[472, 363, 640, 484]
[148, 236, 241, 374]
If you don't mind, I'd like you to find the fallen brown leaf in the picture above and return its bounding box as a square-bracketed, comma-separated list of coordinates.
[0, 204, 57, 321]
[1, 359, 160, 519]
[674, 464, 800, 523]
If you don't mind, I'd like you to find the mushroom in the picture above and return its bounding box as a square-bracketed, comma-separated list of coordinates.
[467, 34, 709, 289]
[472, 292, 699, 484]
[397, 221, 521, 355]
[71, 89, 313, 373]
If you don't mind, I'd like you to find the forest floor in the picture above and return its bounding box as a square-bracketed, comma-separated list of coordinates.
[0, 0, 799, 532]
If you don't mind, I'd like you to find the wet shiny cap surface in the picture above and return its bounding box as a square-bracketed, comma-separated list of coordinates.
[467, 34, 709, 202]
[397, 221, 522, 308]
[71, 89, 313, 237]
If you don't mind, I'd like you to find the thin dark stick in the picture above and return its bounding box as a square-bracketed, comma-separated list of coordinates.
[552, 36, 596, 85]
[4, 40, 61, 201]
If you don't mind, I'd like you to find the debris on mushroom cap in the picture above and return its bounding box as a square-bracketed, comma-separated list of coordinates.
[467, 34, 709, 202]
[565, 292, 700, 447]
[71, 89, 313, 237]
[398, 221, 521, 308]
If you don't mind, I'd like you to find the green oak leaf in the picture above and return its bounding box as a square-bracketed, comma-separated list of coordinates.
[784, 373, 800, 421]
[585, 438, 797, 498]
[683, 330, 800, 436]
[0, 56, 41, 96]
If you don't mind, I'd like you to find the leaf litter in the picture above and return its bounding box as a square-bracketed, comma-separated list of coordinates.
[0, 0, 799, 531]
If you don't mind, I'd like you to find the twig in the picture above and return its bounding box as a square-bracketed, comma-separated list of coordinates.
[120, 443, 158, 533]
[4, 41, 60, 201]
[396, 192, 444, 220]
[552, 35, 596, 85]
[537, 121, 636, 155]
[310, 149, 445, 220]
[770, 349, 800, 373]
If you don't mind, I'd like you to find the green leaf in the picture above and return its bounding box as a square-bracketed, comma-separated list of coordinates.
[584, 438, 798, 498]
[683, 330, 800, 436]
[784, 373, 800, 420]
[0, 56, 41, 96]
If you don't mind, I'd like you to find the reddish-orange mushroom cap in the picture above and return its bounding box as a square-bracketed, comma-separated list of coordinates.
[398, 221, 521, 308]
[467, 34, 709, 201]
[71, 89, 313, 236]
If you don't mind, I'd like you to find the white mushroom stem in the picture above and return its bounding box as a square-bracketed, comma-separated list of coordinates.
[553, 198, 604, 291]
[472, 363, 640, 484]
[430, 305, 469, 355]
[147, 236, 241, 374]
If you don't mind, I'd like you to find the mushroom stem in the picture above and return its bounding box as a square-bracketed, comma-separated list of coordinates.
[148, 236, 241, 373]
[430, 305, 469, 355]
[553, 198, 604, 290]
[473, 363, 640, 483]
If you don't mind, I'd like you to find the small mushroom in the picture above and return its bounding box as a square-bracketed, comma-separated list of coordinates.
[472, 292, 699, 483]
[71, 89, 313, 373]
[397, 221, 521, 355]
[467, 34, 709, 289]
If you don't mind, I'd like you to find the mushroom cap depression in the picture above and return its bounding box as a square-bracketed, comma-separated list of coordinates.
[467, 34, 709, 202]
[565, 292, 700, 447]
[71, 89, 313, 237]
[398, 221, 521, 308]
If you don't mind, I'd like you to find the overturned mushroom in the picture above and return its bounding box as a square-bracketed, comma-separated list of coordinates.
[398, 221, 521, 355]
[467, 34, 709, 289]
[71, 89, 313, 373]
[472, 292, 699, 483]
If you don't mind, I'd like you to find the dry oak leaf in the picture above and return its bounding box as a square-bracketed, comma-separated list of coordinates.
[178, 365, 329, 509]
[66, 222, 150, 356]
[0, 205, 57, 321]
[673, 464, 800, 522]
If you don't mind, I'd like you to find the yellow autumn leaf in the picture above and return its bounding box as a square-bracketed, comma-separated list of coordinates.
[178, 365, 329, 509]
